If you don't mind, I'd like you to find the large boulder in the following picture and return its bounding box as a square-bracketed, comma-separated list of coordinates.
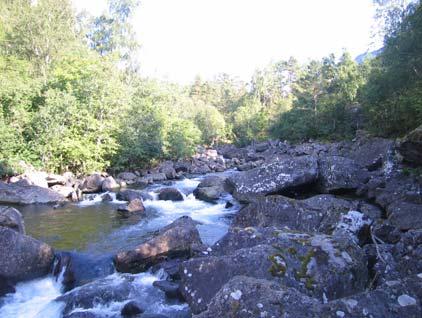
[398, 124, 422, 166]
[226, 155, 318, 202]
[158, 188, 184, 201]
[117, 172, 138, 181]
[180, 233, 367, 314]
[117, 198, 145, 215]
[0, 227, 54, 282]
[22, 171, 49, 188]
[114, 216, 203, 273]
[101, 176, 119, 192]
[80, 173, 105, 193]
[317, 155, 369, 193]
[0, 182, 66, 204]
[195, 276, 322, 318]
[374, 173, 422, 230]
[193, 176, 226, 203]
[159, 161, 177, 180]
[320, 275, 422, 318]
[0, 206, 25, 234]
[116, 189, 153, 202]
[232, 194, 380, 235]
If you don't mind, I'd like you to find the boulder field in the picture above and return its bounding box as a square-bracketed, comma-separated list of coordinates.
[113, 131, 422, 317]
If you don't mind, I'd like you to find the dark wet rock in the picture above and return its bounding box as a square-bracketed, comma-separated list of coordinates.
[372, 222, 402, 244]
[101, 193, 114, 202]
[102, 176, 119, 192]
[158, 188, 184, 201]
[320, 275, 422, 318]
[64, 312, 104, 318]
[398, 124, 422, 166]
[81, 174, 105, 193]
[117, 172, 138, 181]
[121, 301, 144, 316]
[0, 182, 66, 204]
[140, 314, 169, 318]
[174, 161, 191, 173]
[0, 206, 25, 234]
[0, 275, 15, 297]
[225, 201, 234, 209]
[152, 258, 184, 280]
[181, 232, 367, 314]
[117, 198, 145, 215]
[114, 216, 203, 273]
[226, 155, 318, 202]
[233, 194, 379, 235]
[56, 274, 133, 315]
[193, 176, 226, 203]
[317, 155, 369, 193]
[53, 252, 76, 292]
[153, 280, 183, 299]
[195, 276, 322, 318]
[117, 189, 153, 202]
[0, 227, 54, 282]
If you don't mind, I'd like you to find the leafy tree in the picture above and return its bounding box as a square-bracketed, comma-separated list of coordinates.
[194, 103, 226, 145]
[166, 119, 201, 159]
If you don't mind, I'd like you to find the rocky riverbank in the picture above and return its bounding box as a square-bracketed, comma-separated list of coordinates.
[0, 127, 422, 317]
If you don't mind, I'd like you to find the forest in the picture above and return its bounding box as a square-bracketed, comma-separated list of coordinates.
[0, 0, 421, 176]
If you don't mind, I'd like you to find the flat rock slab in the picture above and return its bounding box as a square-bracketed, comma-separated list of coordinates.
[0, 182, 66, 205]
[227, 155, 318, 202]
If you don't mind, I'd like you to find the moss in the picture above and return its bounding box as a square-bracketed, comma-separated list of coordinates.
[269, 253, 287, 277]
[305, 277, 315, 290]
[296, 249, 315, 281]
[288, 247, 297, 255]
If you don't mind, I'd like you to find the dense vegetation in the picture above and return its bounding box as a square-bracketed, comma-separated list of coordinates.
[0, 0, 421, 176]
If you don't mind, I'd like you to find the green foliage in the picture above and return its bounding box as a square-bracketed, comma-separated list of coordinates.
[194, 103, 227, 145]
[166, 119, 201, 159]
[361, 1, 422, 137]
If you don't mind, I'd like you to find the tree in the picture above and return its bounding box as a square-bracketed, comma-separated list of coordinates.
[194, 103, 226, 145]
[0, 0, 77, 81]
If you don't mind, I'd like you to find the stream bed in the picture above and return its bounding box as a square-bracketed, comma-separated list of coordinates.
[0, 173, 239, 318]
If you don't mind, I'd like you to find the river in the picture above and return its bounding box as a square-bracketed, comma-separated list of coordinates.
[0, 173, 239, 318]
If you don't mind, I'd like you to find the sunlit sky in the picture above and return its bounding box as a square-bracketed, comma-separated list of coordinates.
[72, 0, 380, 83]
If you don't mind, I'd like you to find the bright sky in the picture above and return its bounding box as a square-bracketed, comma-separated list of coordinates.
[72, 0, 379, 84]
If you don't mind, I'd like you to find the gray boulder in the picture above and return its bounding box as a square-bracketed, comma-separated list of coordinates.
[195, 276, 322, 318]
[0, 227, 54, 282]
[193, 176, 226, 203]
[114, 216, 203, 273]
[117, 198, 145, 215]
[102, 176, 119, 192]
[181, 233, 367, 313]
[158, 188, 184, 201]
[0, 206, 25, 234]
[320, 275, 422, 318]
[81, 173, 105, 193]
[0, 182, 66, 204]
[226, 155, 318, 202]
[398, 124, 422, 166]
[117, 172, 138, 181]
[317, 155, 369, 193]
[233, 194, 380, 235]
[159, 161, 177, 180]
[117, 189, 153, 202]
